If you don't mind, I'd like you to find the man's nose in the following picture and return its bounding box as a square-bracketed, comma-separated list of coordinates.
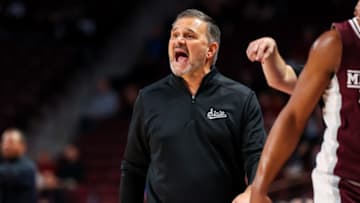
[174, 36, 186, 45]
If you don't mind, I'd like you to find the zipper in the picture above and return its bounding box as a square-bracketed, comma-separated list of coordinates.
[190, 95, 196, 121]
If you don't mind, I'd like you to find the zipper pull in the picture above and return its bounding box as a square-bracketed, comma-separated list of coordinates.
[191, 95, 195, 104]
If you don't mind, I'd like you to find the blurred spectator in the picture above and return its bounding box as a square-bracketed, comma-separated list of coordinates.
[76, 17, 97, 38]
[5, 0, 26, 19]
[0, 128, 37, 203]
[242, 0, 275, 22]
[142, 24, 165, 64]
[80, 77, 119, 132]
[85, 78, 119, 118]
[258, 91, 286, 132]
[36, 150, 56, 174]
[37, 171, 67, 203]
[119, 83, 140, 118]
[56, 144, 85, 190]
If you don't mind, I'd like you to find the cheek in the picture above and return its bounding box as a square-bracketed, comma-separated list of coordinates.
[191, 47, 207, 59]
[168, 42, 174, 57]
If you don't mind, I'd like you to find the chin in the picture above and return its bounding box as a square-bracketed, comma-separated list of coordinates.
[170, 64, 192, 76]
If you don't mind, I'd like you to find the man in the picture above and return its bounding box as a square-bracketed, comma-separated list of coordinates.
[245, 2, 360, 203]
[0, 128, 37, 203]
[246, 0, 360, 95]
[120, 9, 266, 203]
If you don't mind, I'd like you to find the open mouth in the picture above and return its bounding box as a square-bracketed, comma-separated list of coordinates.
[175, 49, 189, 62]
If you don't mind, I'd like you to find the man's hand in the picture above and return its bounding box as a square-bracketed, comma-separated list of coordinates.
[232, 186, 251, 203]
[246, 37, 277, 63]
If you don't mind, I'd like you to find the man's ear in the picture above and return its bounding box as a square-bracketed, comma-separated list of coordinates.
[207, 42, 219, 59]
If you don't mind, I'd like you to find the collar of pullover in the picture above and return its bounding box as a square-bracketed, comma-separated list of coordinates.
[169, 66, 218, 92]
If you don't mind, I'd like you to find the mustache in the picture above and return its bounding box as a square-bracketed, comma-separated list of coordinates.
[174, 45, 188, 52]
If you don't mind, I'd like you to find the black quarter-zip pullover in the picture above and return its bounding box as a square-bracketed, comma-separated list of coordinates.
[120, 68, 266, 203]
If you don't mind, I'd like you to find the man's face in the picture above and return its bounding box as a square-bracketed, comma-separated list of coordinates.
[64, 145, 79, 161]
[1, 132, 25, 159]
[355, 0, 360, 17]
[168, 17, 211, 77]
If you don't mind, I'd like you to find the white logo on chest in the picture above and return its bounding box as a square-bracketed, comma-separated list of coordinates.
[346, 70, 360, 104]
[347, 70, 360, 88]
[207, 108, 228, 120]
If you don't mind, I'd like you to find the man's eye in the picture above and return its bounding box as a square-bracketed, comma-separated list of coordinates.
[171, 33, 178, 38]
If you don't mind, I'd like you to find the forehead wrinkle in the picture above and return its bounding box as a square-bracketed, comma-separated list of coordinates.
[171, 27, 197, 34]
[171, 18, 205, 33]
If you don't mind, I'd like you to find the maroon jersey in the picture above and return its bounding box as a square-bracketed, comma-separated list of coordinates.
[313, 17, 360, 198]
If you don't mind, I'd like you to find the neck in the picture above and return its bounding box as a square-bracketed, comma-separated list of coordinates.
[182, 64, 211, 96]
[4, 156, 20, 161]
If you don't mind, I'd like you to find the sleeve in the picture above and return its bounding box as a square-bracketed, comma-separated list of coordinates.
[120, 91, 150, 203]
[0, 159, 36, 188]
[292, 65, 304, 77]
[241, 91, 267, 184]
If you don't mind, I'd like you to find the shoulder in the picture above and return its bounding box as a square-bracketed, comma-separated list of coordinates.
[139, 75, 172, 96]
[214, 73, 255, 97]
[312, 29, 342, 51]
[307, 29, 342, 73]
[21, 157, 37, 172]
[134, 75, 174, 109]
[331, 18, 354, 31]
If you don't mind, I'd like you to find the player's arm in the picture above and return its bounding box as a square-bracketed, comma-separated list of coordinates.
[120, 91, 150, 203]
[246, 37, 298, 94]
[250, 29, 342, 203]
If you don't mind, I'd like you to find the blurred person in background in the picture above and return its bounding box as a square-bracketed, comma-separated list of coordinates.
[37, 170, 67, 203]
[246, 1, 360, 202]
[56, 144, 85, 190]
[36, 150, 56, 175]
[36, 150, 67, 203]
[119, 83, 140, 119]
[120, 8, 266, 203]
[0, 128, 37, 203]
[80, 77, 120, 132]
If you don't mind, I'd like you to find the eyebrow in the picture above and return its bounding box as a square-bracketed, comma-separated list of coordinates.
[171, 27, 197, 34]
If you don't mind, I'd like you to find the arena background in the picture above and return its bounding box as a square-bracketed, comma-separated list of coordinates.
[0, 0, 356, 202]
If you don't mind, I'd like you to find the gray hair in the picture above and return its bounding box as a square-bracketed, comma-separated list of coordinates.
[173, 9, 221, 65]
